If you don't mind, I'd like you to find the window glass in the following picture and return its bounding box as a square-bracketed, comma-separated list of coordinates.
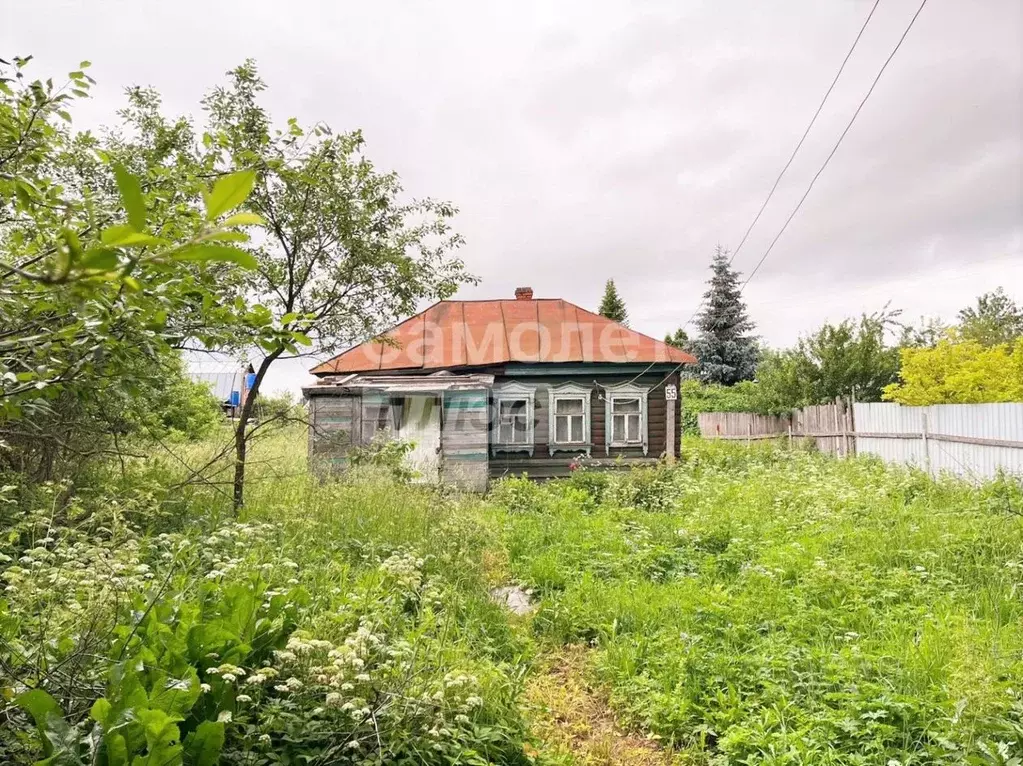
[612, 397, 640, 413]
[610, 395, 642, 444]
[552, 396, 587, 444]
[497, 398, 529, 443]
[556, 398, 584, 415]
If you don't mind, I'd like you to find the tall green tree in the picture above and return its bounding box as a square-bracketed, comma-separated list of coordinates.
[597, 279, 628, 324]
[956, 287, 1023, 346]
[199, 62, 474, 509]
[689, 246, 757, 385]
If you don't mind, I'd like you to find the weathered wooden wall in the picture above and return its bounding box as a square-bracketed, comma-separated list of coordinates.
[441, 390, 489, 491]
[489, 372, 680, 479]
[307, 393, 360, 476]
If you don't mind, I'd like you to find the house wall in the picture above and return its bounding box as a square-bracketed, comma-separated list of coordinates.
[489, 372, 681, 480]
[441, 390, 489, 491]
[307, 393, 361, 477]
[306, 370, 682, 486]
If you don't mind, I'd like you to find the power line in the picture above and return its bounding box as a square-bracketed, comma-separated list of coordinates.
[647, 0, 931, 392]
[728, 0, 883, 268]
[621, 0, 885, 389]
[672, 0, 885, 342]
[741, 0, 930, 290]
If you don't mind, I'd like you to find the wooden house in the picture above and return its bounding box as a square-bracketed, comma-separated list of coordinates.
[303, 287, 696, 490]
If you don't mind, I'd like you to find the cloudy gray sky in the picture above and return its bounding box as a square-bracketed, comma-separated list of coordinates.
[5, 0, 1021, 394]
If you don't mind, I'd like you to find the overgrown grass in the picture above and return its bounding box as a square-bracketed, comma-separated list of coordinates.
[490, 440, 1023, 764]
[2, 428, 1020, 764]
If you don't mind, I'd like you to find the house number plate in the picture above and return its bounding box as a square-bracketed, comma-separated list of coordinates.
[665, 384, 678, 401]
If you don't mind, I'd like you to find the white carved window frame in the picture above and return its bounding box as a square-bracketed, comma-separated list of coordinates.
[547, 382, 592, 456]
[492, 381, 536, 456]
[604, 382, 649, 455]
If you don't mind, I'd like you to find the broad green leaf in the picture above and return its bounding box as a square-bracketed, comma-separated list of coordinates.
[148, 670, 200, 718]
[113, 164, 146, 231]
[291, 331, 312, 347]
[221, 212, 265, 227]
[281, 312, 299, 325]
[79, 60, 91, 68]
[204, 171, 255, 220]
[14, 689, 77, 762]
[61, 229, 83, 262]
[175, 245, 257, 270]
[90, 697, 112, 724]
[135, 708, 182, 766]
[182, 721, 224, 766]
[100, 225, 165, 248]
[79, 248, 119, 271]
[203, 231, 248, 243]
[15, 689, 63, 740]
[106, 733, 129, 766]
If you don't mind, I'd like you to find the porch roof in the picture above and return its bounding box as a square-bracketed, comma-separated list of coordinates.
[303, 372, 495, 396]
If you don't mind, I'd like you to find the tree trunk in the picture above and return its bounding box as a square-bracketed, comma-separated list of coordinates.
[232, 347, 283, 512]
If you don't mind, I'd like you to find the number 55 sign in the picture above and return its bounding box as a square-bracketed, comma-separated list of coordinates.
[665, 384, 678, 401]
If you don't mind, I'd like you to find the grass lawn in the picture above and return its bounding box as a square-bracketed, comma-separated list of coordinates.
[2, 429, 1020, 764]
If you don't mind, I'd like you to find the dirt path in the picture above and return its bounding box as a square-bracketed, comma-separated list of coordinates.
[523, 644, 678, 765]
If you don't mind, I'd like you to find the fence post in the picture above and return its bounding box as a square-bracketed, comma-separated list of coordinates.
[787, 423, 792, 450]
[922, 409, 931, 475]
[840, 397, 849, 459]
[747, 422, 751, 447]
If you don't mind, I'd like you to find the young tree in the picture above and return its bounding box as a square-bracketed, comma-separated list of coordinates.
[664, 327, 690, 350]
[200, 62, 475, 509]
[598, 279, 628, 324]
[753, 312, 900, 411]
[689, 246, 757, 385]
[956, 287, 1023, 346]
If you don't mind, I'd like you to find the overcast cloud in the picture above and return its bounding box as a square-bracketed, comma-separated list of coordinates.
[4, 0, 1021, 394]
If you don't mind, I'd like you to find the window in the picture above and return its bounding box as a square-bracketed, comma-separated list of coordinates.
[604, 383, 649, 454]
[555, 397, 585, 442]
[548, 383, 591, 455]
[492, 383, 535, 455]
[498, 399, 530, 444]
[610, 397, 642, 443]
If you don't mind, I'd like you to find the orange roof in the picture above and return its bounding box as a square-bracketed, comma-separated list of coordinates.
[310, 297, 696, 375]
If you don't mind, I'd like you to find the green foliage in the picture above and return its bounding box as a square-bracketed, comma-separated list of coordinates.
[491, 441, 1023, 764]
[678, 379, 760, 434]
[347, 434, 417, 482]
[0, 431, 532, 763]
[0, 57, 271, 487]
[957, 287, 1023, 347]
[754, 311, 900, 410]
[664, 326, 689, 351]
[597, 279, 628, 325]
[883, 334, 1023, 405]
[689, 246, 758, 385]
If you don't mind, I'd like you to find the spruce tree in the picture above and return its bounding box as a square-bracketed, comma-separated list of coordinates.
[598, 279, 629, 325]
[689, 246, 758, 384]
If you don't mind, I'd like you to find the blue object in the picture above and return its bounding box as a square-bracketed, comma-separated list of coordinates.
[230, 390, 241, 406]
[245, 373, 256, 390]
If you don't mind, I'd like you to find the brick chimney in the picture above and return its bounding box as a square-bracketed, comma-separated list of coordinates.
[514, 286, 534, 300]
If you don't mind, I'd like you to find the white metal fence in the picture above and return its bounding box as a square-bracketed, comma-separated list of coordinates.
[853, 402, 1023, 481]
[698, 401, 1023, 482]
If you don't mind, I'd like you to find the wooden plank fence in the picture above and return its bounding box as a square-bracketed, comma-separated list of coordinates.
[697, 398, 854, 457]
[697, 400, 1023, 480]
